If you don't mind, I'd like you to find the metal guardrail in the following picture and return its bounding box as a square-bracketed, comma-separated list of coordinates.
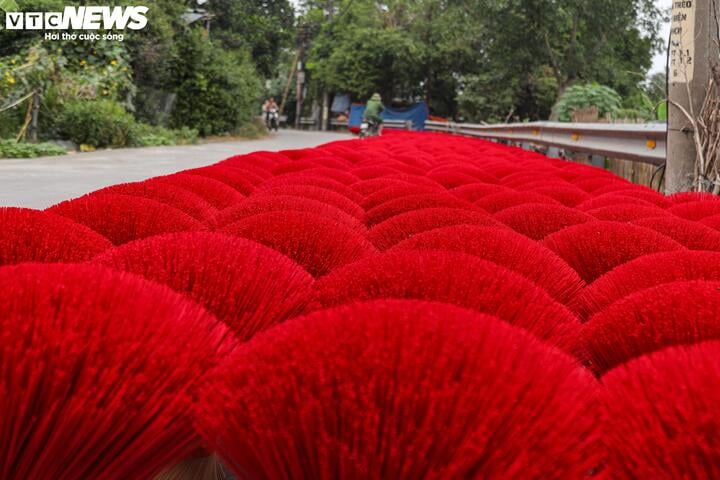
[422, 120, 667, 166]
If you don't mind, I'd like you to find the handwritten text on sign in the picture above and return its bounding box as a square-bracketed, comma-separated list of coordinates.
[670, 0, 696, 83]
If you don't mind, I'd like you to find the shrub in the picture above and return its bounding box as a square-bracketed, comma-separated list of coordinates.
[170, 30, 262, 136]
[553, 83, 622, 122]
[129, 123, 199, 147]
[57, 99, 136, 148]
[0, 139, 67, 158]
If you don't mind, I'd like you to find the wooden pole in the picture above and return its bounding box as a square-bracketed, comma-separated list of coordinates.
[279, 50, 299, 115]
[666, 0, 719, 193]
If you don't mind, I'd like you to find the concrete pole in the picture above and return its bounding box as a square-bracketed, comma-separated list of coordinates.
[321, 0, 334, 132]
[666, 0, 719, 193]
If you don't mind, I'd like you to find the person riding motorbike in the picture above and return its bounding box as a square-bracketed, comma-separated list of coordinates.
[362, 93, 384, 137]
[262, 97, 280, 131]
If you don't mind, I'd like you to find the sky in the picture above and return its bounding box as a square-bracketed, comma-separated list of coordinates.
[651, 0, 673, 74]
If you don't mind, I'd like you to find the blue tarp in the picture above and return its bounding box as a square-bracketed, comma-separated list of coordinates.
[348, 104, 365, 130]
[348, 101, 429, 130]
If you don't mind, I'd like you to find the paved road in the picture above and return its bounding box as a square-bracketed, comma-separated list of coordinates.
[0, 130, 352, 208]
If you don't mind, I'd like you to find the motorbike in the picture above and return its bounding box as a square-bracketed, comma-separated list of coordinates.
[359, 119, 381, 138]
[266, 108, 279, 132]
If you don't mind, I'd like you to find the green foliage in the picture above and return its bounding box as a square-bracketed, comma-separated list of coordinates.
[301, 0, 663, 120]
[1, 0, 281, 139]
[553, 84, 623, 122]
[209, 0, 296, 77]
[458, 66, 559, 123]
[236, 118, 270, 139]
[57, 99, 136, 148]
[0, 139, 66, 159]
[308, 27, 421, 100]
[129, 123, 198, 147]
[0, 0, 19, 11]
[170, 30, 262, 136]
[57, 99, 199, 148]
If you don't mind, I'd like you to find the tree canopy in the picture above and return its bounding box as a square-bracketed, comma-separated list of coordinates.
[300, 0, 665, 121]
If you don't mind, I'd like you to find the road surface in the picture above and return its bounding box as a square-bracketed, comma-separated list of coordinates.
[0, 130, 352, 208]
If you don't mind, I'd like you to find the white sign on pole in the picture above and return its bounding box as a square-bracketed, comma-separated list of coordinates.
[670, 0, 697, 83]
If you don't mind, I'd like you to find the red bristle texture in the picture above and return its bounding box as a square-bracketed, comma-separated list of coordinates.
[632, 216, 720, 251]
[668, 191, 719, 204]
[543, 221, 684, 283]
[584, 204, 670, 222]
[195, 300, 599, 480]
[350, 165, 405, 179]
[259, 173, 364, 203]
[0, 207, 112, 266]
[220, 211, 377, 277]
[700, 213, 720, 231]
[184, 166, 256, 195]
[360, 184, 444, 211]
[500, 171, 562, 188]
[600, 341, 720, 479]
[211, 195, 365, 232]
[11, 130, 720, 477]
[291, 167, 361, 185]
[221, 151, 286, 170]
[364, 193, 480, 227]
[581, 280, 720, 374]
[425, 170, 484, 188]
[0, 263, 234, 480]
[392, 225, 584, 305]
[47, 193, 205, 245]
[667, 200, 720, 220]
[575, 194, 662, 211]
[494, 203, 594, 240]
[216, 157, 275, 178]
[351, 177, 430, 196]
[519, 184, 591, 207]
[586, 182, 651, 196]
[154, 173, 245, 209]
[96, 179, 217, 221]
[252, 184, 364, 219]
[367, 208, 498, 250]
[569, 176, 630, 193]
[93, 232, 314, 340]
[270, 159, 319, 174]
[314, 250, 581, 352]
[571, 250, 720, 320]
[427, 164, 498, 184]
[360, 172, 444, 189]
[451, 183, 512, 202]
[474, 190, 560, 213]
[598, 189, 672, 207]
[214, 165, 267, 185]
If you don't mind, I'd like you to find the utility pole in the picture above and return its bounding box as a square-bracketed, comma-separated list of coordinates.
[295, 24, 308, 129]
[666, 0, 719, 193]
[320, 0, 333, 131]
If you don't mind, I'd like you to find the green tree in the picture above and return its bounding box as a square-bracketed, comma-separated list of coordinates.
[208, 0, 295, 78]
[301, 0, 663, 121]
[170, 30, 262, 136]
